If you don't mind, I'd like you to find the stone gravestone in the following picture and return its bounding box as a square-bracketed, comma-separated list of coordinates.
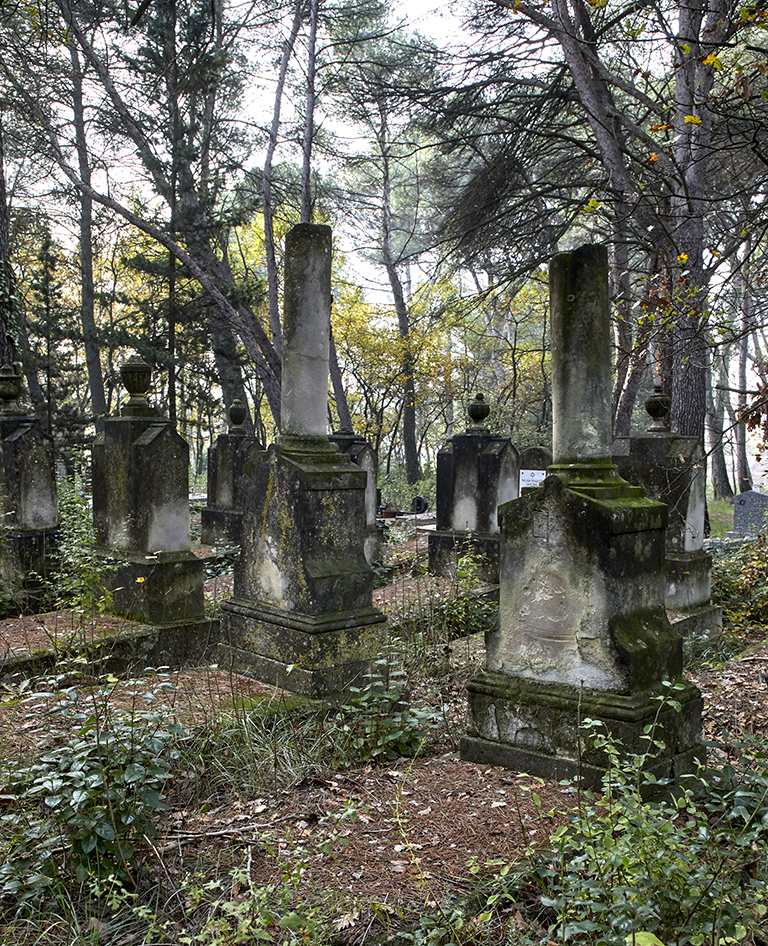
[428, 394, 519, 583]
[328, 427, 383, 564]
[461, 244, 703, 785]
[219, 224, 386, 697]
[614, 387, 722, 639]
[518, 446, 553, 492]
[729, 490, 768, 537]
[201, 399, 257, 547]
[0, 366, 59, 612]
[91, 354, 206, 627]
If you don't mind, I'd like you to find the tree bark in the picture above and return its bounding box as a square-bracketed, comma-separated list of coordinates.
[69, 37, 108, 430]
[706, 357, 733, 500]
[0, 116, 17, 368]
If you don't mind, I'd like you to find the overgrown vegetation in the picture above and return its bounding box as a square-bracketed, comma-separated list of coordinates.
[4, 492, 768, 942]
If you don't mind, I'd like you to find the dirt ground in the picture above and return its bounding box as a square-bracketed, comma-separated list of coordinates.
[2, 551, 768, 941]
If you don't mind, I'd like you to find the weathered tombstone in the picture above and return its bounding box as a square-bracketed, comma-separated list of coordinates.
[328, 427, 383, 564]
[614, 387, 722, 639]
[428, 394, 519, 583]
[518, 446, 553, 492]
[219, 224, 386, 697]
[0, 366, 59, 612]
[461, 244, 703, 784]
[728, 490, 768, 537]
[91, 354, 206, 625]
[201, 399, 257, 546]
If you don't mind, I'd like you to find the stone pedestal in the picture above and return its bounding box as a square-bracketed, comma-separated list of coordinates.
[219, 224, 386, 698]
[614, 416, 722, 640]
[91, 354, 205, 625]
[328, 428, 383, 565]
[201, 400, 256, 546]
[461, 245, 702, 785]
[429, 394, 519, 583]
[0, 384, 59, 612]
[219, 436, 386, 695]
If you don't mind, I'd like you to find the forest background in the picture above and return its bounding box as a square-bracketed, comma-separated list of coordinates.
[0, 0, 767, 499]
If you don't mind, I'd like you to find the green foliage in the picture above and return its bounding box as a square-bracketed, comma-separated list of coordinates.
[532, 720, 768, 946]
[53, 474, 115, 618]
[0, 669, 183, 905]
[380, 467, 436, 513]
[711, 538, 768, 631]
[338, 663, 441, 762]
[429, 546, 497, 641]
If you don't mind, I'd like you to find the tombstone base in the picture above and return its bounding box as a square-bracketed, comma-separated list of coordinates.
[0, 527, 58, 615]
[666, 550, 713, 611]
[365, 523, 386, 566]
[428, 531, 500, 583]
[461, 669, 704, 786]
[219, 597, 386, 698]
[97, 550, 205, 625]
[669, 604, 723, 641]
[200, 508, 242, 547]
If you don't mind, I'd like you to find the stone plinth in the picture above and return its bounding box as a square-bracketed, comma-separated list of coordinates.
[201, 401, 257, 546]
[429, 394, 519, 583]
[461, 245, 702, 785]
[328, 428, 383, 565]
[614, 428, 722, 640]
[0, 408, 59, 613]
[91, 355, 205, 625]
[219, 224, 386, 698]
[219, 437, 386, 696]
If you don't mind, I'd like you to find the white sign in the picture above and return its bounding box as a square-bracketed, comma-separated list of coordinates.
[520, 469, 546, 490]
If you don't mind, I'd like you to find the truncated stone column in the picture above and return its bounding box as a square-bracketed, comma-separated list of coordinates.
[91, 354, 205, 627]
[461, 245, 703, 785]
[219, 225, 386, 697]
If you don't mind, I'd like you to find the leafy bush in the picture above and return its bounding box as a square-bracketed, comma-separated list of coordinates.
[380, 467, 436, 513]
[532, 718, 768, 946]
[0, 669, 183, 904]
[53, 475, 115, 617]
[338, 663, 441, 762]
[711, 538, 768, 632]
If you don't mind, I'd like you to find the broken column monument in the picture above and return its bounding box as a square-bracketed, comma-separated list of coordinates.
[428, 394, 519, 583]
[91, 353, 206, 626]
[219, 224, 386, 697]
[0, 365, 59, 612]
[201, 398, 258, 547]
[613, 386, 722, 639]
[461, 244, 703, 784]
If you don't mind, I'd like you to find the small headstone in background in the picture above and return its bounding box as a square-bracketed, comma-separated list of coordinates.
[729, 489, 768, 537]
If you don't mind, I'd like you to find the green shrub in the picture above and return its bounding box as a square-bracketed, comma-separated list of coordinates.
[338, 663, 441, 762]
[533, 718, 768, 946]
[711, 538, 768, 629]
[0, 669, 183, 905]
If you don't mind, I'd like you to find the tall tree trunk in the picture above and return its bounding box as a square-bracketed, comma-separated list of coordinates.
[263, 0, 302, 361]
[706, 356, 733, 500]
[735, 239, 753, 493]
[69, 39, 107, 429]
[300, 0, 319, 224]
[0, 116, 17, 368]
[377, 107, 419, 484]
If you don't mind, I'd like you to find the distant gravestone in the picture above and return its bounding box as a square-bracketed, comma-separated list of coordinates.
[730, 490, 768, 537]
[428, 393, 519, 583]
[518, 446, 552, 491]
